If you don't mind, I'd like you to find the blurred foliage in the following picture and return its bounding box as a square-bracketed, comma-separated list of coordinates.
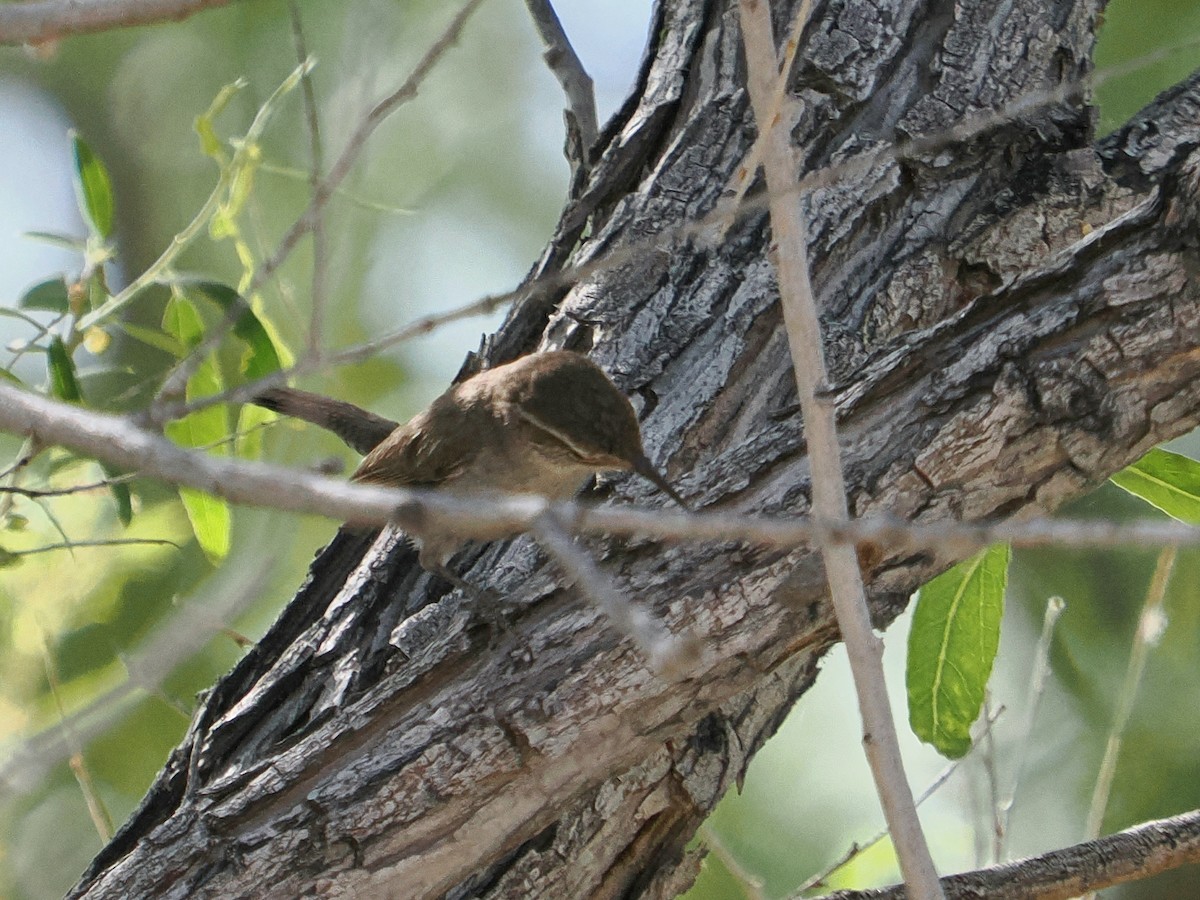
[1, 0, 1200, 898]
[0, 0, 567, 896]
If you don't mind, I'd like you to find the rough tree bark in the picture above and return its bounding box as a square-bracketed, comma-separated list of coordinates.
[69, 0, 1200, 896]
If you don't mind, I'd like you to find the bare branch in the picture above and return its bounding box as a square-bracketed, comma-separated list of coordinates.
[533, 510, 699, 679]
[798, 707, 1006, 895]
[7, 379, 1200, 561]
[0, 477, 128, 499]
[738, 1, 942, 895]
[1084, 549, 1176, 846]
[997, 597, 1066, 860]
[0, 0, 239, 46]
[149, 0, 487, 415]
[289, 2, 329, 355]
[523, 0, 598, 169]
[246, 0, 487, 299]
[2, 538, 182, 559]
[818, 809, 1200, 900]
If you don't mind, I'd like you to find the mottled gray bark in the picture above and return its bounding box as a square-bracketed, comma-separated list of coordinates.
[71, 0, 1200, 897]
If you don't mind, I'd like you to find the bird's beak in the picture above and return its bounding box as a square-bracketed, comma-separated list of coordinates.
[630, 451, 689, 510]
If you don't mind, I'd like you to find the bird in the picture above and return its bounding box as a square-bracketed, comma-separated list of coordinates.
[253, 351, 685, 592]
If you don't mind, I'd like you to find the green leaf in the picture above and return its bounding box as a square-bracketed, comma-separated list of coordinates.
[101, 463, 133, 526]
[162, 294, 205, 348]
[23, 231, 87, 252]
[188, 281, 282, 380]
[117, 322, 189, 358]
[20, 277, 70, 312]
[47, 337, 83, 403]
[1110, 447, 1200, 523]
[176, 486, 230, 563]
[235, 402, 272, 459]
[908, 543, 1011, 758]
[87, 271, 110, 312]
[164, 356, 231, 563]
[71, 132, 115, 240]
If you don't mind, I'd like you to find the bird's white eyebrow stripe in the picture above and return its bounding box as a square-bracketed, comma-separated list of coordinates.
[517, 407, 594, 459]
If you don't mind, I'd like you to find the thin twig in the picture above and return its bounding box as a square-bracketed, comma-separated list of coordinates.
[981, 695, 1003, 864]
[700, 823, 767, 900]
[533, 510, 700, 679]
[256, 161, 415, 214]
[0, 0, 237, 46]
[150, 0, 488, 421]
[737, 1, 942, 896]
[0, 476, 130, 499]
[795, 707, 1006, 896]
[3, 537, 181, 559]
[523, 0, 598, 165]
[289, 2, 329, 355]
[1083, 549, 1176, 845]
[144, 27, 1200, 428]
[38, 628, 114, 841]
[997, 596, 1066, 861]
[247, 0, 488, 301]
[11, 378, 1200, 556]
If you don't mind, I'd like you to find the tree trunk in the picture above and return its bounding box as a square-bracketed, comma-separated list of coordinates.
[71, 0, 1200, 896]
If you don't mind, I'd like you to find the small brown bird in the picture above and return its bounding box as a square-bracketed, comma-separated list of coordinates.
[254, 351, 685, 591]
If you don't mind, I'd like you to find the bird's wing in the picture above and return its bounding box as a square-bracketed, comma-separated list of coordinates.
[351, 406, 470, 487]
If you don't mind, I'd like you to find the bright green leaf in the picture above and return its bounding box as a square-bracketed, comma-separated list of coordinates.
[164, 355, 231, 563]
[908, 543, 1011, 758]
[1111, 447, 1200, 523]
[117, 322, 189, 358]
[101, 463, 133, 526]
[162, 294, 205, 348]
[71, 132, 115, 239]
[47, 337, 83, 403]
[187, 280, 282, 380]
[87, 272, 110, 313]
[225, 145, 261, 220]
[235, 402, 273, 460]
[176, 487, 230, 563]
[20, 277, 70, 312]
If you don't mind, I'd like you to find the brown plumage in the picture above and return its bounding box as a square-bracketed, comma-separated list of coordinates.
[253, 351, 684, 588]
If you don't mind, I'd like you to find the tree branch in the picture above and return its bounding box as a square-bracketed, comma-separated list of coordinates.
[55, 0, 1200, 895]
[0, 0, 240, 46]
[737, 0, 941, 894]
[523, 0, 598, 175]
[820, 809, 1200, 900]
